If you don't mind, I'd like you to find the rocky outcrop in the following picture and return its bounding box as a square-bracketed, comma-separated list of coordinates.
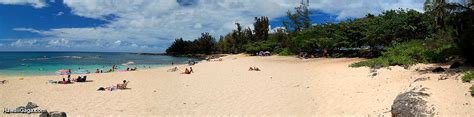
[391, 86, 436, 117]
[449, 61, 461, 69]
[432, 67, 445, 73]
[39, 111, 67, 117]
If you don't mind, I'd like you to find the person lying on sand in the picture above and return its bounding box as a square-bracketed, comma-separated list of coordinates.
[254, 67, 260, 71]
[167, 67, 178, 72]
[75, 76, 87, 82]
[57, 78, 72, 84]
[97, 86, 117, 91]
[248, 67, 260, 71]
[0, 80, 7, 84]
[131, 67, 137, 71]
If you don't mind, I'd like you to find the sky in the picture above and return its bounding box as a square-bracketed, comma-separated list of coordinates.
[0, 0, 425, 52]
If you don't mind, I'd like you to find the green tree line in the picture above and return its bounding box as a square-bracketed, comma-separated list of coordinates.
[166, 0, 474, 65]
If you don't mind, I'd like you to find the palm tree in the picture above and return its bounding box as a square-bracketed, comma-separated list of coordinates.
[424, 0, 448, 30]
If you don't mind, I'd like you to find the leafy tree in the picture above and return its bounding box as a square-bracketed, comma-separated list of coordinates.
[254, 16, 269, 41]
[194, 32, 216, 54]
[283, 3, 311, 33]
[166, 38, 192, 55]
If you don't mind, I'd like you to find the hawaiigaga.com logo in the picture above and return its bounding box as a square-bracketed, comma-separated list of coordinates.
[4, 108, 47, 114]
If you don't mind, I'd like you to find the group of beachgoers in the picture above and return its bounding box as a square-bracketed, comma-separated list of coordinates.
[48, 74, 88, 84]
[256, 51, 271, 56]
[94, 65, 139, 73]
[167, 59, 197, 74]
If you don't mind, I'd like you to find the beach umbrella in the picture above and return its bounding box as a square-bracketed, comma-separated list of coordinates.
[56, 69, 70, 75]
[122, 61, 135, 66]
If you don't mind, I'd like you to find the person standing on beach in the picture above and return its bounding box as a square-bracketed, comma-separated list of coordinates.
[112, 65, 116, 72]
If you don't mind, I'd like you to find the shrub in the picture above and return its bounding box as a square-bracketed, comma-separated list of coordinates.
[351, 39, 459, 68]
[462, 71, 474, 83]
[470, 85, 474, 97]
[350, 58, 389, 68]
[278, 48, 293, 56]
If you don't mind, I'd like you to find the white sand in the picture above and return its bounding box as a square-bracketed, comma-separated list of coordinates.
[0, 54, 473, 116]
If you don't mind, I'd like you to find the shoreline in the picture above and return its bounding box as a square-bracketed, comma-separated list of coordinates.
[0, 64, 174, 78]
[0, 54, 472, 116]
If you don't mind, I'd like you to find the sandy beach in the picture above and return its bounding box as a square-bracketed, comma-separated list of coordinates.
[0, 54, 473, 116]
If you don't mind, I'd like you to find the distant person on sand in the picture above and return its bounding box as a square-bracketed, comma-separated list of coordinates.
[183, 68, 191, 74]
[189, 67, 194, 73]
[323, 48, 329, 58]
[249, 67, 260, 71]
[168, 67, 178, 72]
[95, 69, 100, 73]
[67, 77, 71, 84]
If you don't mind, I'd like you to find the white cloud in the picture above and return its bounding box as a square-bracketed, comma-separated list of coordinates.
[8, 0, 425, 52]
[309, 0, 425, 19]
[47, 38, 69, 47]
[0, 0, 47, 8]
[10, 39, 38, 47]
[56, 11, 64, 16]
[13, 28, 42, 33]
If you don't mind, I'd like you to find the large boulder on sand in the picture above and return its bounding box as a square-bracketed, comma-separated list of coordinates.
[432, 67, 445, 73]
[391, 86, 436, 117]
[39, 111, 50, 117]
[449, 61, 461, 69]
[39, 111, 67, 117]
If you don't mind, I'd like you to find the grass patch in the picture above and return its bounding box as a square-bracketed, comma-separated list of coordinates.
[462, 71, 474, 83]
[470, 85, 474, 97]
[351, 39, 459, 68]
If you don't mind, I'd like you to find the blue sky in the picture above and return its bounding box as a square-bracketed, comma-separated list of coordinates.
[0, 0, 424, 52]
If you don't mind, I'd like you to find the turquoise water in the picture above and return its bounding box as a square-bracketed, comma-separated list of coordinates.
[0, 52, 199, 77]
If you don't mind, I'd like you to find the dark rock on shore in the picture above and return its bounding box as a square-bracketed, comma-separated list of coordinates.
[40, 111, 67, 117]
[391, 87, 436, 117]
[449, 61, 461, 69]
[432, 67, 445, 73]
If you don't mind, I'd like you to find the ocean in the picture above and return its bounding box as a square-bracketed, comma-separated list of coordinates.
[0, 52, 199, 77]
